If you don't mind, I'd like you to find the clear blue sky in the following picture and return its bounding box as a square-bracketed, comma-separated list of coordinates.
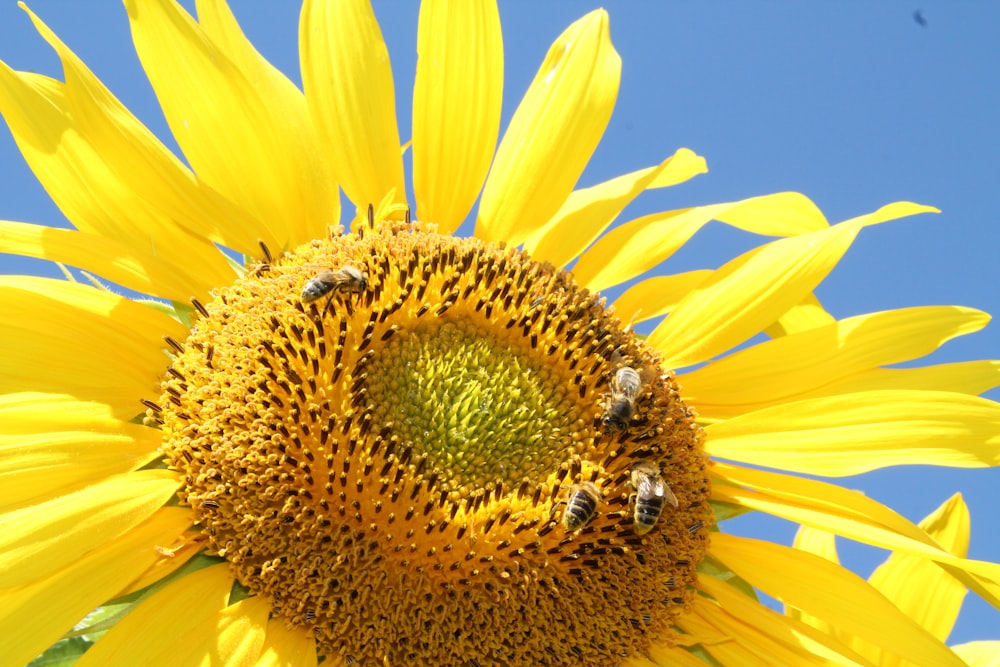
[2, 1, 998, 648]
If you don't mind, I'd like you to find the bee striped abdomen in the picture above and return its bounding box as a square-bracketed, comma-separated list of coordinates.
[562, 481, 601, 531]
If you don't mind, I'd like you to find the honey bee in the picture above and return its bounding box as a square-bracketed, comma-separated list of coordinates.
[561, 481, 602, 531]
[602, 353, 650, 433]
[629, 461, 677, 535]
[301, 265, 369, 316]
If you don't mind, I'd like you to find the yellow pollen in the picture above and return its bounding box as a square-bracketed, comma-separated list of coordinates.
[156, 220, 712, 665]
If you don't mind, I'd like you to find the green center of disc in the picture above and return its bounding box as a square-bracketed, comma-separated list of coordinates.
[366, 318, 583, 489]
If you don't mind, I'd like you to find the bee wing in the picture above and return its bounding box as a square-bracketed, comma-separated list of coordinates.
[660, 480, 679, 508]
[638, 474, 673, 505]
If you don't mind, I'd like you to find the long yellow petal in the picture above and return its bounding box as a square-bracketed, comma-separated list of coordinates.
[0, 393, 160, 511]
[713, 462, 944, 554]
[0, 219, 210, 304]
[711, 532, 967, 667]
[413, 0, 502, 232]
[695, 360, 1000, 423]
[767, 294, 836, 337]
[0, 469, 179, 588]
[789, 526, 839, 637]
[676, 601, 774, 667]
[573, 191, 828, 293]
[951, 641, 1000, 667]
[646, 644, 719, 667]
[0, 508, 191, 667]
[648, 221, 861, 369]
[116, 531, 204, 596]
[681, 306, 989, 408]
[705, 390, 1000, 475]
[254, 617, 317, 667]
[711, 462, 1000, 609]
[194, 0, 339, 245]
[610, 270, 713, 329]
[522, 148, 707, 273]
[0, 277, 186, 420]
[0, 63, 234, 296]
[475, 10, 620, 245]
[648, 204, 937, 368]
[75, 564, 237, 666]
[18, 5, 271, 257]
[699, 575, 870, 666]
[173, 596, 270, 667]
[125, 0, 334, 249]
[300, 0, 405, 213]
[855, 495, 969, 667]
[815, 361, 1000, 397]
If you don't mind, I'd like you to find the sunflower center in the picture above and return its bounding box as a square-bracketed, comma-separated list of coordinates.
[155, 220, 712, 666]
[367, 318, 580, 490]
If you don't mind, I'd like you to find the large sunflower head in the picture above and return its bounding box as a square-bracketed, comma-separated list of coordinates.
[2, 2, 999, 666]
[154, 216, 711, 663]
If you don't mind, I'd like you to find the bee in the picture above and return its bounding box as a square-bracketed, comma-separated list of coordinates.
[561, 481, 602, 531]
[602, 353, 651, 433]
[629, 461, 677, 535]
[301, 265, 369, 316]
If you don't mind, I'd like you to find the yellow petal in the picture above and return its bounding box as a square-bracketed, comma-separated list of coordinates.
[681, 306, 989, 411]
[705, 390, 1000, 475]
[648, 221, 862, 369]
[648, 204, 937, 368]
[175, 596, 270, 667]
[789, 526, 839, 637]
[714, 462, 939, 549]
[522, 148, 707, 272]
[254, 617, 317, 667]
[0, 508, 191, 667]
[0, 392, 160, 511]
[124, 0, 335, 249]
[18, 5, 271, 257]
[194, 0, 339, 245]
[116, 531, 204, 596]
[867, 495, 969, 644]
[0, 219, 210, 304]
[573, 191, 828, 293]
[610, 270, 712, 329]
[951, 641, 1000, 667]
[800, 361, 1000, 398]
[0, 276, 187, 420]
[766, 294, 836, 337]
[413, 0, 502, 232]
[712, 462, 1000, 609]
[699, 575, 869, 666]
[646, 644, 718, 667]
[475, 10, 620, 245]
[0, 469, 180, 588]
[0, 62, 234, 295]
[793, 525, 841, 564]
[711, 532, 967, 667]
[75, 564, 239, 666]
[300, 0, 405, 212]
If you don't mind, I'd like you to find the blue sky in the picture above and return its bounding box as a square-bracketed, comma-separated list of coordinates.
[1, 1, 998, 649]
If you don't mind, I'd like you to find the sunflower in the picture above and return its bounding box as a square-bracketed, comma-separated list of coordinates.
[2, 1, 999, 665]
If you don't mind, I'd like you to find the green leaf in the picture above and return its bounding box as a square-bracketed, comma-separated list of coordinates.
[27, 636, 91, 667]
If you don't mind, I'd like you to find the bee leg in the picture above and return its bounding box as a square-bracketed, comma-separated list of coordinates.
[548, 500, 566, 524]
[319, 293, 337, 319]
